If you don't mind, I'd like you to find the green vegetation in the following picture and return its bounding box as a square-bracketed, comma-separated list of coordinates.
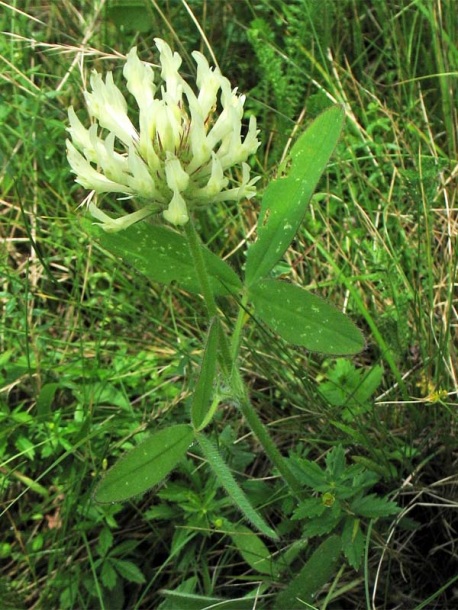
[1, 1, 457, 608]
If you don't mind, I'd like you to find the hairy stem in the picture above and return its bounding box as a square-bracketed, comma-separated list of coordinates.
[184, 217, 302, 497]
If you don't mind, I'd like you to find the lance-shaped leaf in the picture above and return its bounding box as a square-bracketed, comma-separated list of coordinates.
[94, 424, 194, 503]
[245, 106, 345, 286]
[248, 279, 364, 355]
[159, 588, 268, 610]
[228, 522, 280, 576]
[191, 317, 220, 431]
[86, 221, 242, 296]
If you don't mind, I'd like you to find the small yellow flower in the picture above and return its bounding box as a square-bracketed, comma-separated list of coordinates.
[416, 374, 448, 403]
[425, 388, 448, 404]
[67, 39, 260, 230]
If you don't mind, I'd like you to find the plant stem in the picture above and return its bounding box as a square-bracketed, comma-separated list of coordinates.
[184, 218, 232, 376]
[237, 386, 303, 498]
[230, 292, 250, 362]
[184, 217, 302, 497]
[184, 218, 217, 318]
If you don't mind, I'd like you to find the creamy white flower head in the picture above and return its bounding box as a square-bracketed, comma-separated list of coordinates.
[67, 39, 260, 231]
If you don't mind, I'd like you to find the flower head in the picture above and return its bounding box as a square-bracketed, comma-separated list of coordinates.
[67, 39, 260, 230]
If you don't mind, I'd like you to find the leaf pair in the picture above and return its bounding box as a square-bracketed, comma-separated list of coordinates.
[94, 423, 277, 540]
[245, 106, 364, 355]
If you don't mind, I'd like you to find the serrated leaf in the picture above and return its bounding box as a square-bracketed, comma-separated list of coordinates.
[111, 559, 146, 584]
[94, 424, 194, 503]
[341, 518, 365, 569]
[289, 455, 326, 489]
[245, 106, 345, 286]
[191, 317, 220, 431]
[301, 503, 342, 537]
[325, 445, 347, 479]
[291, 497, 327, 521]
[144, 505, 177, 521]
[96, 527, 114, 557]
[320, 361, 383, 421]
[351, 493, 400, 518]
[87, 221, 242, 297]
[273, 535, 342, 608]
[100, 560, 118, 590]
[109, 540, 141, 556]
[248, 279, 364, 355]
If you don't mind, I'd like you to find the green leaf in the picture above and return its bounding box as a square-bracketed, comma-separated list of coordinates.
[351, 455, 398, 480]
[144, 505, 177, 521]
[289, 455, 326, 489]
[100, 560, 118, 590]
[36, 382, 60, 417]
[87, 221, 242, 297]
[191, 318, 220, 431]
[111, 559, 146, 584]
[94, 424, 194, 503]
[248, 279, 364, 355]
[329, 421, 369, 446]
[96, 527, 114, 557]
[273, 535, 342, 608]
[196, 433, 278, 540]
[245, 106, 345, 286]
[107, 0, 153, 34]
[301, 503, 342, 537]
[341, 518, 365, 569]
[351, 493, 400, 518]
[319, 360, 383, 421]
[228, 522, 279, 576]
[325, 445, 347, 479]
[160, 589, 267, 610]
[291, 497, 327, 521]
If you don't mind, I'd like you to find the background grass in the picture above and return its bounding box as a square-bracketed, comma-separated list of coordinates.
[1, 0, 457, 608]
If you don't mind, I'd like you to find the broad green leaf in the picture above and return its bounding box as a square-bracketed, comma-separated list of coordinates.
[245, 106, 345, 286]
[197, 433, 278, 540]
[273, 535, 342, 608]
[107, 1, 153, 34]
[191, 318, 220, 431]
[94, 424, 193, 503]
[248, 279, 364, 355]
[228, 522, 279, 576]
[87, 221, 242, 297]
